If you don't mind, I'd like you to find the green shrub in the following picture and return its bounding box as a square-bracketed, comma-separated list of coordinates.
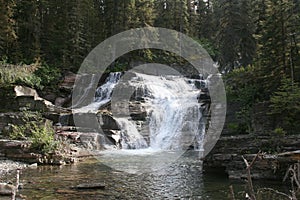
[10, 111, 59, 154]
[273, 127, 286, 136]
[0, 60, 39, 87]
[34, 63, 61, 88]
[0, 60, 61, 90]
[269, 77, 300, 133]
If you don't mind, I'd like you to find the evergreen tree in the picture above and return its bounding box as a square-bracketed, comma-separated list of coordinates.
[135, 0, 155, 27]
[216, 0, 256, 72]
[154, 0, 189, 34]
[0, 0, 17, 60]
[14, 0, 42, 62]
[254, 0, 299, 96]
[40, 0, 69, 67]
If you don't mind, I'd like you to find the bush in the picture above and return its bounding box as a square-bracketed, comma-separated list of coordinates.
[269, 77, 300, 133]
[10, 111, 59, 154]
[0, 59, 61, 90]
[273, 127, 286, 136]
[0, 60, 39, 87]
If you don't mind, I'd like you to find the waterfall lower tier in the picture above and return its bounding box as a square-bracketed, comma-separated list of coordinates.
[128, 73, 204, 151]
[116, 117, 148, 149]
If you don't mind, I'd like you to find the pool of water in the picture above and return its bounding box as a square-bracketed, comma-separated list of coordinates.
[13, 151, 290, 199]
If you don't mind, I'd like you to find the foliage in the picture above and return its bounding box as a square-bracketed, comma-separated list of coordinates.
[273, 127, 287, 136]
[33, 63, 61, 89]
[0, 60, 40, 87]
[227, 122, 248, 135]
[9, 111, 59, 154]
[269, 77, 300, 133]
[225, 66, 260, 133]
[0, 59, 61, 90]
[215, 0, 256, 72]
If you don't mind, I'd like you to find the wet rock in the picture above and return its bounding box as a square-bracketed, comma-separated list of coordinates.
[97, 113, 120, 130]
[75, 183, 105, 190]
[79, 132, 103, 150]
[73, 113, 99, 130]
[129, 101, 147, 121]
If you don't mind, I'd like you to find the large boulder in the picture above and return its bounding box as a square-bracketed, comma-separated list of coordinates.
[14, 86, 54, 111]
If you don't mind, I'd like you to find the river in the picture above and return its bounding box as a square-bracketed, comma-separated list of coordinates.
[14, 151, 287, 200]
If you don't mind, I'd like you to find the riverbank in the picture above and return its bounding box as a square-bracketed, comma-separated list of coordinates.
[204, 134, 300, 180]
[0, 159, 27, 180]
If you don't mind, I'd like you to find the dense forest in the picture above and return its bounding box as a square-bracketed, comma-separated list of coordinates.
[0, 0, 300, 134]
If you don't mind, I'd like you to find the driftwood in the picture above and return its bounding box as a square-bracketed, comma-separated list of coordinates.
[241, 151, 262, 200]
[283, 162, 300, 189]
[230, 151, 299, 200]
[229, 185, 236, 200]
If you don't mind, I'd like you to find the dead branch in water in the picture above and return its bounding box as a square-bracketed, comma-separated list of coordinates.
[241, 150, 263, 200]
[230, 151, 298, 200]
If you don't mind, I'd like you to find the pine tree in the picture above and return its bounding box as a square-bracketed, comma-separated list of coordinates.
[154, 0, 189, 34]
[0, 0, 17, 60]
[14, 0, 42, 62]
[216, 0, 256, 72]
[135, 0, 155, 27]
[254, 0, 299, 96]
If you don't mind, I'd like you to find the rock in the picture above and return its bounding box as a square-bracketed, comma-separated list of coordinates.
[79, 132, 103, 150]
[0, 183, 16, 196]
[0, 86, 19, 112]
[204, 134, 300, 180]
[55, 96, 71, 107]
[97, 113, 120, 130]
[28, 163, 38, 168]
[43, 93, 57, 103]
[59, 71, 77, 91]
[14, 86, 54, 111]
[129, 101, 147, 121]
[75, 183, 105, 190]
[0, 113, 23, 134]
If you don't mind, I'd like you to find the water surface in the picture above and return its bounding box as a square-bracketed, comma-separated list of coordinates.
[16, 151, 287, 199]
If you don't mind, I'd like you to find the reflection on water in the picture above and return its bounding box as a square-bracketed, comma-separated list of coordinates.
[15, 151, 285, 199]
[98, 149, 192, 174]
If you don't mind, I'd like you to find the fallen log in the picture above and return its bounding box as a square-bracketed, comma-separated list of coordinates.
[74, 183, 105, 190]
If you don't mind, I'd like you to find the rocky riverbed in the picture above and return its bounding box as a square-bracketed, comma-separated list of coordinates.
[0, 159, 27, 180]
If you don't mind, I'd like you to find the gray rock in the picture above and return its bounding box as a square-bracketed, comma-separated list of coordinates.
[75, 183, 105, 190]
[0, 183, 16, 195]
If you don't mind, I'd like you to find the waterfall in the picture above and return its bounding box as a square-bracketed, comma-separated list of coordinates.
[74, 72, 122, 113]
[116, 117, 148, 149]
[76, 71, 205, 151]
[128, 73, 204, 151]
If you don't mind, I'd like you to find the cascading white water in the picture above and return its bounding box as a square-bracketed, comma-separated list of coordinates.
[76, 71, 205, 151]
[74, 72, 122, 113]
[129, 73, 204, 151]
[117, 117, 148, 149]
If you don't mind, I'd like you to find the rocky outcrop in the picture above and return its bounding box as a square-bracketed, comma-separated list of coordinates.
[0, 139, 91, 165]
[14, 86, 54, 111]
[204, 134, 300, 180]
